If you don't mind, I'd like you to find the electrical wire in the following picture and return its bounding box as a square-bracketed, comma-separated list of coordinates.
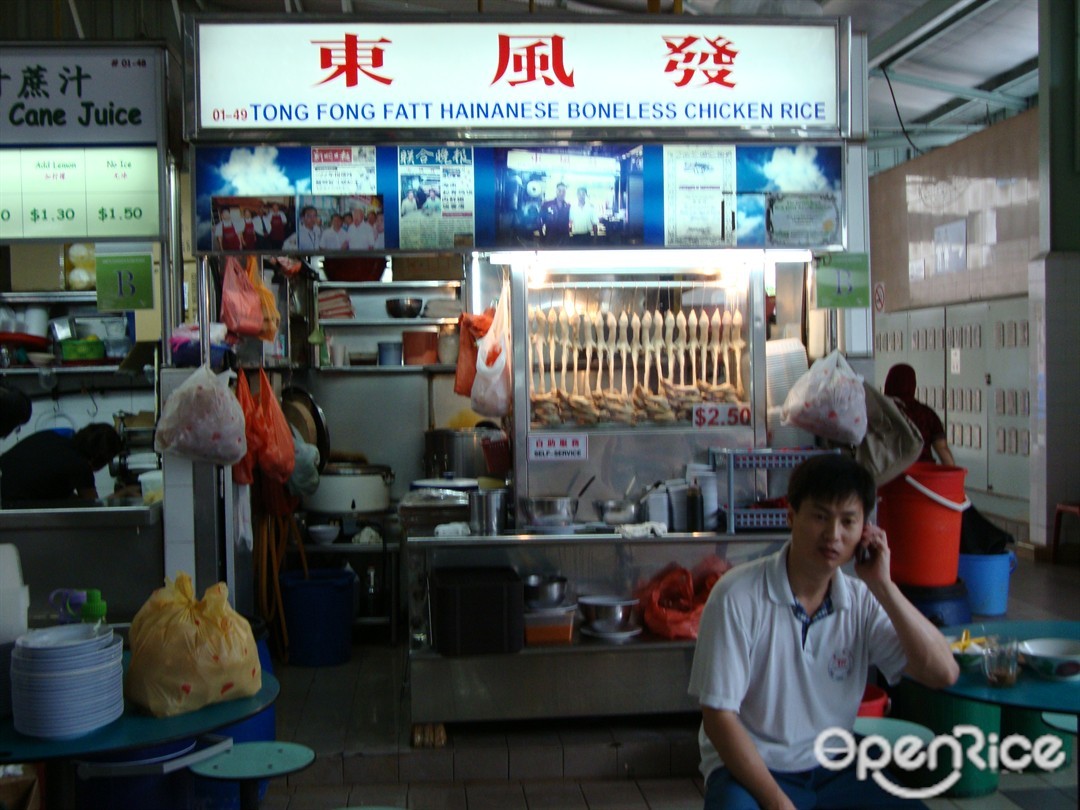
[881, 67, 924, 158]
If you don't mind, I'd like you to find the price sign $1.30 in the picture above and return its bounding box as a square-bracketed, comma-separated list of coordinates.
[692, 402, 752, 429]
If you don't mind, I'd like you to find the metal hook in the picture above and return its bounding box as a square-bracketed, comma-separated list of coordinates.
[85, 387, 98, 417]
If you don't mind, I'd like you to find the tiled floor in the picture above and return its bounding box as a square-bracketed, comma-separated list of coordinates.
[267, 554, 1078, 809]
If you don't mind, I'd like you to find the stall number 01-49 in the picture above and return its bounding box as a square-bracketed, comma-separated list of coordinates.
[692, 403, 751, 429]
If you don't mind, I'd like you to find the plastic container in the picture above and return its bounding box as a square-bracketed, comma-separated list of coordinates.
[280, 568, 354, 666]
[957, 550, 1016, 616]
[139, 470, 164, 505]
[857, 684, 889, 717]
[377, 341, 403, 366]
[899, 580, 972, 627]
[402, 331, 438, 365]
[877, 463, 970, 587]
[524, 604, 576, 646]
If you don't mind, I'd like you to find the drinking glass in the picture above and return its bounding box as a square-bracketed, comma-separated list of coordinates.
[982, 635, 1019, 687]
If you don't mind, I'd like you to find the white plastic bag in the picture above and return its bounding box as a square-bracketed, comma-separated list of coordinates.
[154, 365, 248, 465]
[471, 284, 512, 417]
[286, 426, 321, 496]
[781, 349, 867, 445]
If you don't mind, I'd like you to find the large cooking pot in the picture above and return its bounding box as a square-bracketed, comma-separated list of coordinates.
[303, 463, 393, 514]
[423, 427, 504, 479]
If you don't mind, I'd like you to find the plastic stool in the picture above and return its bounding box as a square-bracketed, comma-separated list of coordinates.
[189, 741, 314, 810]
[1051, 502, 1080, 562]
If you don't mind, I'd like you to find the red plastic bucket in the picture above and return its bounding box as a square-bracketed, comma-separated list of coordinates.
[877, 463, 970, 588]
[858, 685, 890, 717]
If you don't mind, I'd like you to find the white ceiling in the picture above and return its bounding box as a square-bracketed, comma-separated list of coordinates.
[5, 0, 1040, 174]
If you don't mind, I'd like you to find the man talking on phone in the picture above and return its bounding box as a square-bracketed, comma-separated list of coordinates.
[689, 453, 958, 809]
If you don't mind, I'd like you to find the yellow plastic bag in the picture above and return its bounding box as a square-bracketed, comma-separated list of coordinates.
[126, 573, 262, 718]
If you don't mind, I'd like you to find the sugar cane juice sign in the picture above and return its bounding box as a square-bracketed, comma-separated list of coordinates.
[192, 20, 839, 134]
[0, 46, 163, 242]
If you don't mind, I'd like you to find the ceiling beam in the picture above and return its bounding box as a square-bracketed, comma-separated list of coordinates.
[868, 0, 1002, 69]
[870, 67, 1029, 111]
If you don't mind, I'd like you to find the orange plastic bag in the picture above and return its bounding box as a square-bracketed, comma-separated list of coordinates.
[231, 370, 262, 485]
[635, 556, 732, 640]
[246, 255, 281, 342]
[255, 367, 295, 484]
[126, 573, 261, 718]
[220, 256, 263, 337]
[453, 307, 495, 397]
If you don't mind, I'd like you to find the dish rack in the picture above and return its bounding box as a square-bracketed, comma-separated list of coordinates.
[710, 448, 836, 533]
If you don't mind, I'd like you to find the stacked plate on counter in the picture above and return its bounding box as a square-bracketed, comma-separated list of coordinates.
[11, 624, 124, 740]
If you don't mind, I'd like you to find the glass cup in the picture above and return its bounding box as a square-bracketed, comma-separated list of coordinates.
[982, 635, 1019, 687]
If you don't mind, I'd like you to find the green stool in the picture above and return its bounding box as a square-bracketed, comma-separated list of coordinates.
[190, 741, 314, 810]
[1002, 707, 1074, 771]
[892, 680, 1001, 798]
[854, 716, 937, 789]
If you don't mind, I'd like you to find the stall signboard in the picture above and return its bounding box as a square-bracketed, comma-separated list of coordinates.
[192, 141, 845, 253]
[190, 19, 840, 136]
[95, 250, 155, 311]
[0, 45, 165, 243]
[815, 252, 870, 309]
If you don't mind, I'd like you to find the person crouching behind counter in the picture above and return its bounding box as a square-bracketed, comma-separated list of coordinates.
[689, 454, 958, 810]
[0, 423, 122, 505]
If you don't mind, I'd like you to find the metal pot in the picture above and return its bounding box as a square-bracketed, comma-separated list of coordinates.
[469, 488, 508, 535]
[303, 463, 393, 514]
[423, 428, 504, 479]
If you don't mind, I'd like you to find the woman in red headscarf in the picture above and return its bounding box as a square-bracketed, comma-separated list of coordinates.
[883, 363, 955, 466]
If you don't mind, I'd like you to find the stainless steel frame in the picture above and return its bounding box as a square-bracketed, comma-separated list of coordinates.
[494, 250, 769, 527]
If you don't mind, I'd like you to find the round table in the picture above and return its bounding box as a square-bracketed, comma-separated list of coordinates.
[0, 673, 280, 810]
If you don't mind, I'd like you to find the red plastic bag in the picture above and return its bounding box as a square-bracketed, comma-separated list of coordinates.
[220, 256, 263, 337]
[635, 556, 731, 640]
[453, 307, 495, 397]
[254, 368, 295, 484]
[231, 370, 261, 485]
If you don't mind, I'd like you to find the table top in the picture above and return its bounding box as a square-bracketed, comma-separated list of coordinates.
[938, 619, 1079, 714]
[0, 672, 279, 764]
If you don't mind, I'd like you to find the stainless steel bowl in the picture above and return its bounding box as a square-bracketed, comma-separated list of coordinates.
[522, 496, 578, 527]
[385, 298, 423, 318]
[593, 498, 640, 525]
[523, 574, 567, 609]
[579, 595, 639, 633]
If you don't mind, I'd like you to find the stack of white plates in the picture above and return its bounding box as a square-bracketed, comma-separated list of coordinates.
[11, 624, 124, 740]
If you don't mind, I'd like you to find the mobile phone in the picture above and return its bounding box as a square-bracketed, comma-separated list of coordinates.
[856, 543, 872, 564]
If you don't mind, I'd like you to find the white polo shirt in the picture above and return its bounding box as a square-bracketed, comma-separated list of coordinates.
[688, 543, 907, 777]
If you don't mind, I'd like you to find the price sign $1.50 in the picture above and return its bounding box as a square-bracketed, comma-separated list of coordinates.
[692, 402, 752, 429]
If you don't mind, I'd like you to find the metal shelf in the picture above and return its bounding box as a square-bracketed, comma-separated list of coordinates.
[317, 280, 461, 291]
[319, 318, 456, 327]
[0, 291, 99, 305]
[316, 364, 455, 374]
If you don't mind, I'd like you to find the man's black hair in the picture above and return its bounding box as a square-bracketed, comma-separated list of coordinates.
[787, 453, 876, 516]
[72, 423, 122, 471]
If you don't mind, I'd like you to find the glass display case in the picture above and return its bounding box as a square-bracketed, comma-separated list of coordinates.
[481, 249, 791, 527]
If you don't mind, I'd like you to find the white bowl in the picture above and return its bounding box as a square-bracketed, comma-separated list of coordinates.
[1018, 638, 1080, 681]
[308, 524, 340, 545]
[26, 352, 56, 368]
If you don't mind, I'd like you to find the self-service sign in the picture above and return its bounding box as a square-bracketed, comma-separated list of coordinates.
[529, 434, 588, 461]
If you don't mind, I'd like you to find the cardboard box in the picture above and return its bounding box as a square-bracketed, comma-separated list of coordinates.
[6, 244, 65, 291]
[0, 767, 41, 810]
[392, 254, 464, 281]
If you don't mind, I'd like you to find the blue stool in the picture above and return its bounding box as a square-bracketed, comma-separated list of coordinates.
[190, 741, 313, 810]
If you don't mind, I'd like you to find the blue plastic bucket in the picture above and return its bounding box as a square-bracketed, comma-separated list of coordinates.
[958, 550, 1016, 616]
[280, 568, 354, 666]
[192, 617, 276, 809]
